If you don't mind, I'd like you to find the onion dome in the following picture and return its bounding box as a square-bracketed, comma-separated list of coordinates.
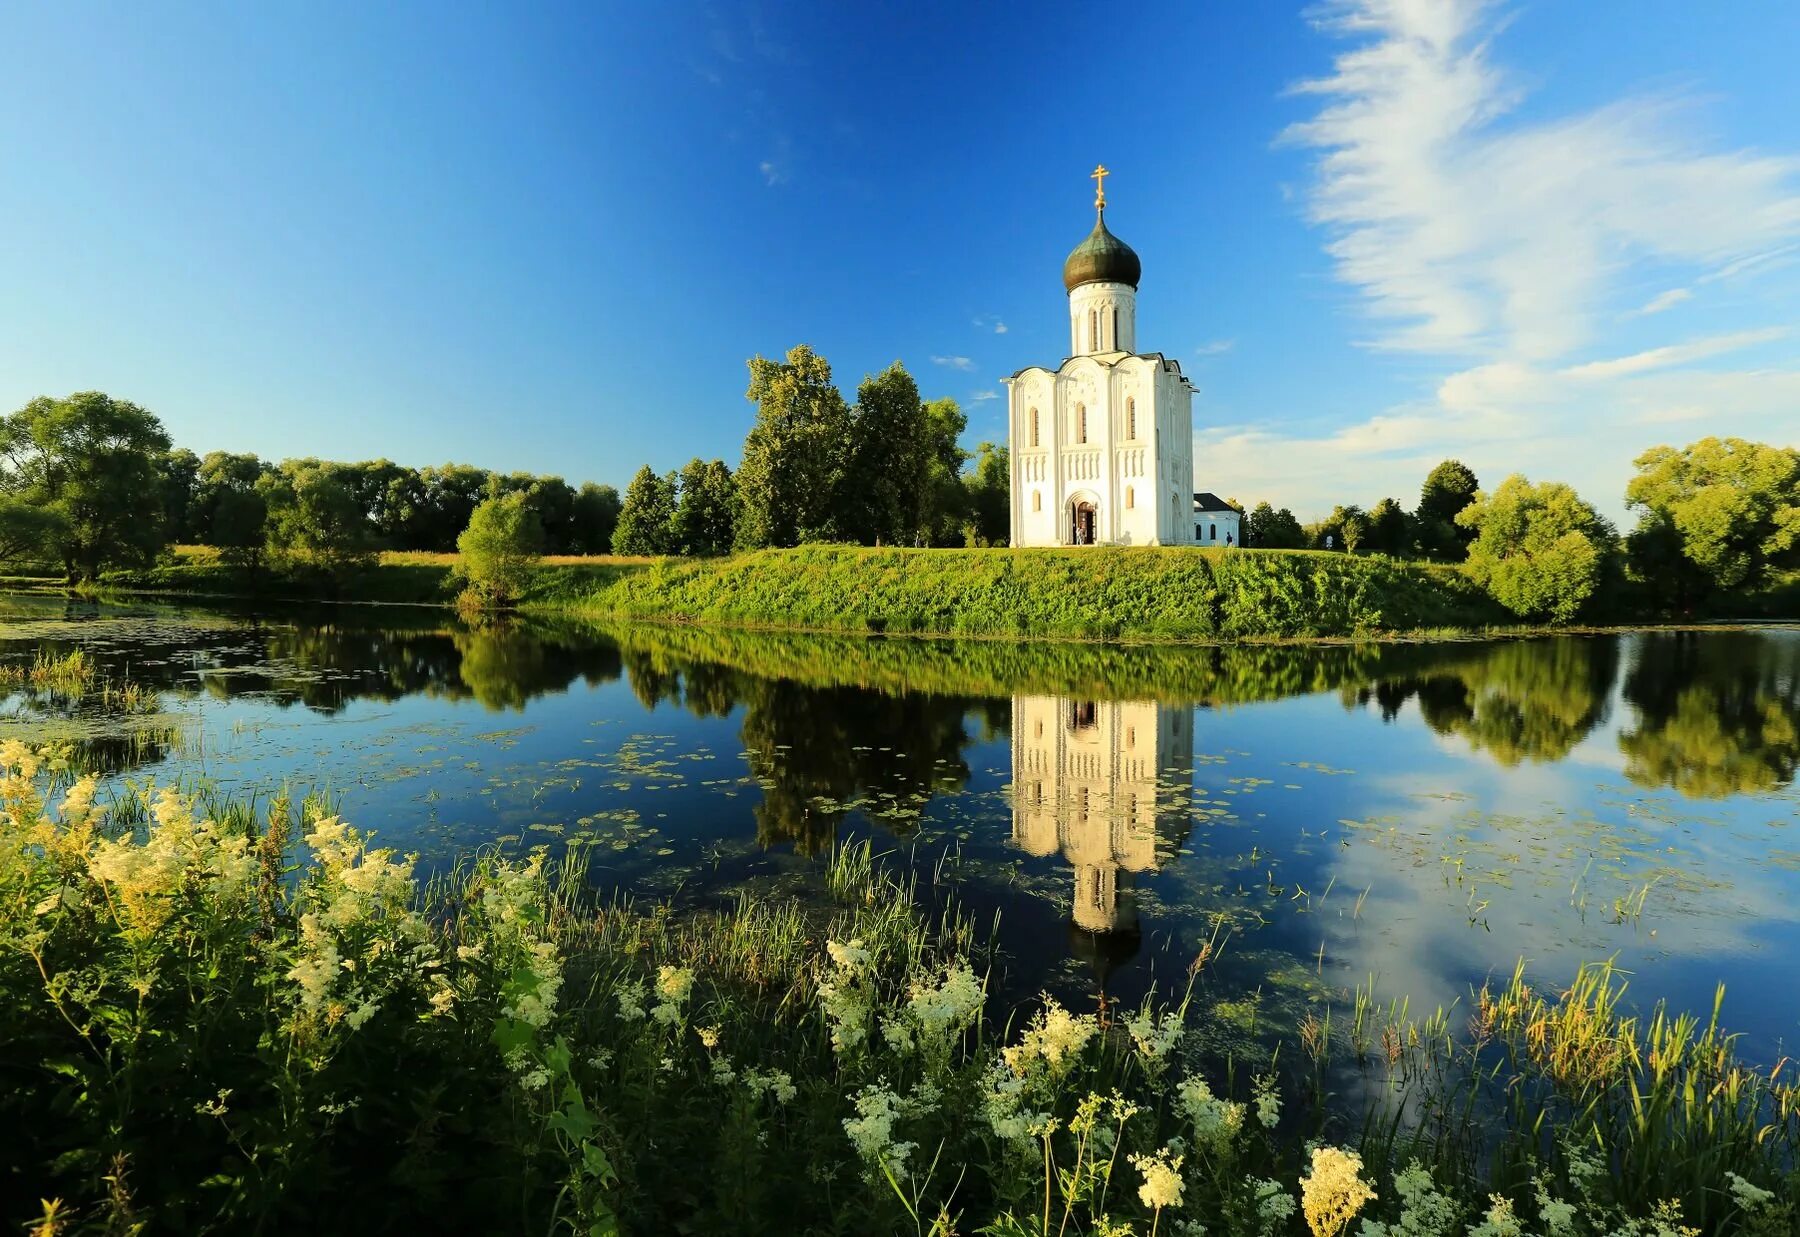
[1062, 208, 1141, 292]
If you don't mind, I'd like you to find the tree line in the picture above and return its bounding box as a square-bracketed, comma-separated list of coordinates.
[0, 391, 621, 579]
[609, 346, 1009, 556]
[1238, 444, 1798, 622]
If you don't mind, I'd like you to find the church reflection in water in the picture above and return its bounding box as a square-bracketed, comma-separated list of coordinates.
[1010, 696, 1194, 949]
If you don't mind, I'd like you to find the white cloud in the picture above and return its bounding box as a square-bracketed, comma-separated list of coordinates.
[1284, 0, 1800, 360]
[970, 389, 1000, 402]
[1210, 1, 1800, 521]
[758, 159, 786, 186]
[1629, 288, 1691, 317]
[932, 355, 976, 371]
[1194, 338, 1236, 357]
[1560, 328, 1786, 381]
[994, 320, 1008, 334]
[972, 315, 1009, 334]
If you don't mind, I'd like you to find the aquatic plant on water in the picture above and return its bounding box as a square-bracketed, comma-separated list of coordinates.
[1, 742, 1794, 1234]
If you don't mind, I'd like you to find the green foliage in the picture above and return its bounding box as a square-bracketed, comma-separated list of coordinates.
[612, 465, 678, 556]
[735, 344, 854, 548]
[260, 460, 379, 574]
[1457, 474, 1617, 623]
[0, 495, 69, 564]
[1625, 437, 1800, 601]
[571, 481, 623, 555]
[670, 459, 737, 556]
[5, 752, 1793, 1235]
[1365, 498, 1412, 555]
[1418, 459, 1480, 559]
[0, 391, 174, 578]
[840, 361, 930, 545]
[455, 491, 546, 607]
[537, 546, 1501, 641]
[1247, 503, 1307, 550]
[965, 441, 1011, 546]
[919, 396, 971, 546]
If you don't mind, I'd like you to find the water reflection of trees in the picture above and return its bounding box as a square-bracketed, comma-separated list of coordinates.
[1619, 631, 1800, 798]
[1354, 638, 1620, 766]
[618, 650, 979, 854]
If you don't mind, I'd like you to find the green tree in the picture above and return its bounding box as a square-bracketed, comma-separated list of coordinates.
[1624, 437, 1800, 600]
[671, 459, 738, 556]
[1417, 459, 1481, 559]
[192, 452, 268, 546]
[1457, 474, 1616, 623]
[261, 461, 377, 573]
[0, 391, 174, 579]
[1246, 503, 1306, 549]
[613, 466, 678, 556]
[1366, 497, 1412, 556]
[570, 482, 622, 555]
[0, 497, 68, 564]
[964, 441, 1010, 546]
[416, 464, 494, 552]
[920, 397, 970, 546]
[211, 487, 269, 572]
[840, 362, 929, 545]
[455, 491, 545, 607]
[156, 448, 202, 543]
[735, 345, 852, 548]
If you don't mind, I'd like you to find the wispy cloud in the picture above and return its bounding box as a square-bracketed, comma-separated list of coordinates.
[758, 159, 787, 187]
[1194, 338, 1236, 357]
[1561, 328, 1786, 381]
[972, 315, 1008, 335]
[1629, 288, 1691, 317]
[970, 389, 1000, 403]
[1283, 0, 1800, 360]
[932, 355, 976, 371]
[1207, 1, 1800, 522]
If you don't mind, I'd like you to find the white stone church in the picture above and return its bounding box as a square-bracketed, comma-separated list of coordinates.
[1005, 169, 1216, 547]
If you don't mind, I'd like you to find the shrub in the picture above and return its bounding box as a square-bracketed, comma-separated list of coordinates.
[454, 491, 544, 608]
[1457, 475, 1616, 623]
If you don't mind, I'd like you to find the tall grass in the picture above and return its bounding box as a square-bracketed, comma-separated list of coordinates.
[3, 746, 1793, 1234]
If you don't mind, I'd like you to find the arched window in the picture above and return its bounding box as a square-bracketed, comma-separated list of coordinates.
[1077, 404, 1087, 443]
[1112, 307, 1120, 350]
[1126, 397, 1136, 439]
[1029, 407, 1039, 448]
[1125, 486, 1134, 509]
[1088, 308, 1097, 351]
[1210, 523, 1218, 541]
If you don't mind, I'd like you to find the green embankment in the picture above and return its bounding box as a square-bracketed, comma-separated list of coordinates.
[526, 546, 1506, 639]
[59, 549, 1795, 641]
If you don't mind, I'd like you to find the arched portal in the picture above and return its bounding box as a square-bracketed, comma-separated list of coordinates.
[1068, 493, 1100, 545]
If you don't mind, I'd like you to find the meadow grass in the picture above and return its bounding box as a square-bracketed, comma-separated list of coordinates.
[3, 744, 1794, 1235]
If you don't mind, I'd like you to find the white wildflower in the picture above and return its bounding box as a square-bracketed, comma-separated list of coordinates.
[1253, 1073, 1281, 1127]
[616, 980, 649, 1022]
[1175, 1074, 1245, 1154]
[1129, 1147, 1185, 1211]
[1127, 1006, 1184, 1062]
[1301, 1146, 1377, 1237]
[843, 1083, 916, 1179]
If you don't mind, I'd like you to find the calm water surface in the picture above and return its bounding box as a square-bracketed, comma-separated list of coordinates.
[4, 594, 1796, 1061]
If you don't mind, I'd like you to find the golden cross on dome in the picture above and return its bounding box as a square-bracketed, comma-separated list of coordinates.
[1090, 163, 1110, 210]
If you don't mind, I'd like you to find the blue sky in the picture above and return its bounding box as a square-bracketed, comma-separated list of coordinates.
[3, 1, 1796, 520]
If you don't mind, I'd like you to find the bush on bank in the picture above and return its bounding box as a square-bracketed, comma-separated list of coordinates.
[4, 744, 1796, 1234]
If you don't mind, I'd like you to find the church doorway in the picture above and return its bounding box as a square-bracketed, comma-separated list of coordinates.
[1070, 500, 1097, 545]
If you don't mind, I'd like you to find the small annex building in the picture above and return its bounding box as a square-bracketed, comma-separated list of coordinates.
[1193, 492, 1241, 547]
[1005, 167, 1197, 547]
